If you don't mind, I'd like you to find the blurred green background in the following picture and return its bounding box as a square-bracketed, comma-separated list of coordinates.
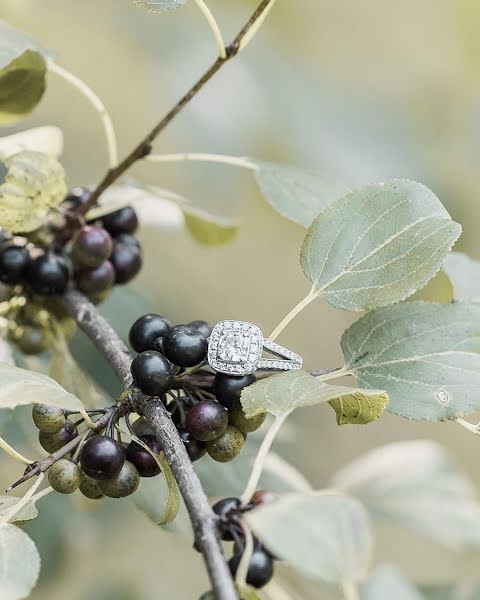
[2, 0, 480, 598]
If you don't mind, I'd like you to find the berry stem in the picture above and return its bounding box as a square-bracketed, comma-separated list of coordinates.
[47, 59, 119, 168]
[80, 0, 278, 213]
[268, 288, 318, 342]
[0, 435, 34, 466]
[193, 0, 227, 59]
[240, 415, 286, 505]
[236, 520, 254, 588]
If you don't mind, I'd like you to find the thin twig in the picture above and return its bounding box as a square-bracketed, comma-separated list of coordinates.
[79, 0, 275, 214]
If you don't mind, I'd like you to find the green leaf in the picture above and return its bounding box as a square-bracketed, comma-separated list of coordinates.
[0, 150, 67, 233]
[300, 179, 461, 311]
[420, 584, 480, 600]
[252, 160, 349, 227]
[442, 251, 480, 302]
[0, 21, 51, 124]
[133, 0, 190, 12]
[245, 492, 373, 585]
[342, 301, 480, 421]
[0, 362, 85, 412]
[0, 495, 39, 524]
[0, 523, 40, 599]
[361, 566, 424, 600]
[331, 440, 480, 550]
[0, 127, 63, 160]
[241, 370, 387, 425]
[182, 205, 239, 246]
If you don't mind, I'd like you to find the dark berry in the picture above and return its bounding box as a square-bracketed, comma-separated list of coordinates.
[0, 245, 30, 284]
[79, 471, 104, 500]
[229, 409, 266, 433]
[75, 260, 115, 294]
[113, 233, 140, 248]
[162, 324, 208, 367]
[188, 320, 212, 339]
[131, 351, 174, 396]
[125, 435, 161, 478]
[212, 497, 241, 540]
[80, 436, 125, 480]
[48, 459, 81, 494]
[214, 373, 256, 411]
[98, 460, 140, 498]
[27, 253, 69, 295]
[14, 325, 50, 355]
[206, 425, 245, 462]
[39, 422, 77, 453]
[186, 400, 228, 442]
[110, 241, 142, 284]
[129, 313, 171, 353]
[32, 404, 65, 434]
[178, 428, 206, 462]
[103, 207, 138, 235]
[63, 187, 91, 210]
[72, 225, 112, 268]
[229, 548, 274, 589]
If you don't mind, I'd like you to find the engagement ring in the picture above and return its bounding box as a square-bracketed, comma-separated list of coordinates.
[207, 320, 303, 376]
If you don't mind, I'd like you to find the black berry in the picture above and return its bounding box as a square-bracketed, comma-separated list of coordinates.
[75, 260, 115, 294]
[129, 313, 171, 353]
[27, 253, 69, 295]
[103, 207, 138, 235]
[72, 225, 112, 268]
[213, 374, 256, 411]
[228, 548, 274, 589]
[186, 400, 228, 442]
[63, 187, 91, 210]
[98, 460, 140, 498]
[80, 436, 125, 480]
[178, 428, 206, 462]
[32, 404, 65, 433]
[131, 351, 174, 396]
[112, 233, 140, 248]
[162, 324, 208, 367]
[0, 245, 30, 284]
[205, 425, 244, 462]
[48, 459, 81, 494]
[125, 435, 161, 478]
[110, 240, 142, 284]
[212, 497, 241, 541]
[188, 320, 212, 339]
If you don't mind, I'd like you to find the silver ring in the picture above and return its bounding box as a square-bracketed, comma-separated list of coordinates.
[207, 320, 303, 376]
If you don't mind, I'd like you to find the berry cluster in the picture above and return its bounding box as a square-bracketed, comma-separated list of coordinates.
[129, 314, 266, 464]
[32, 403, 161, 499]
[209, 493, 277, 590]
[0, 187, 142, 355]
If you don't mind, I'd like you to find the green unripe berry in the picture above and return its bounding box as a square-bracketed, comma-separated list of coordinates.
[131, 416, 155, 438]
[228, 409, 266, 433]
[205, 426, 245, 463]
[14, 325, 50, 355]
[39, 422, 77, 453]
[98, 461, 140, 498]
[48, 459, 81, 494]
[79, 471, 104, 500]
[32, 404, 65, 433]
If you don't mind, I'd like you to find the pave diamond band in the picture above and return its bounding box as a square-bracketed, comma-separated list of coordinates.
[207, 320, 303, 376]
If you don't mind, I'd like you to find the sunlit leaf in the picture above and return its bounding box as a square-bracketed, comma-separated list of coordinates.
[361, 566, 423, 600]
[442, 251, 480, 302]
[0, 495, 39, 524]
[183, 206, 239, 246]
[331, 440, 480, 550]
[0, 523, 40, 599]
[253, 160, 349, 227]
[246, 492, 373, 585]
[0, 362, 84, 412]
[300, 179, 461, 311]
[342, 301, 480, 420]
[0, 21, 51, 124]
[0, 151, 67, 233]
[0, 127, 63, 160]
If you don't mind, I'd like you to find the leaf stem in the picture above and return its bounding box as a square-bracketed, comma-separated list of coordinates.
[1, 473, 44, 523]
[456, 417, 480, 435]
[240, 415, 286, 505]
[194, 0, 227, 59]
[47, 59, 119, 168]
[0, 435, 34, 465]
[146, 152, 256, 169]
[315, 366, 351, 382]
[238, 0, 278, 52]
[268, 288, 318, 342]
[236, 521, 254, 588]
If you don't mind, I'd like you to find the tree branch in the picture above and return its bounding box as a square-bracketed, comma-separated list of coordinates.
[62, 289, 237, 600]
[79, 0, 273, 213]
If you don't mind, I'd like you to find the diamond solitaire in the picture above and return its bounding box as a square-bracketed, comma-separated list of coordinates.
[208, 320, 303, 376]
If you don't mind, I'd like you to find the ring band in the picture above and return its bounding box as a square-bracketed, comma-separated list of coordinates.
[207, 320, 303, 376]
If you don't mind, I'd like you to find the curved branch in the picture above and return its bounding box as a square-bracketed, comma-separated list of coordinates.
[62, 289, 237, 600]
